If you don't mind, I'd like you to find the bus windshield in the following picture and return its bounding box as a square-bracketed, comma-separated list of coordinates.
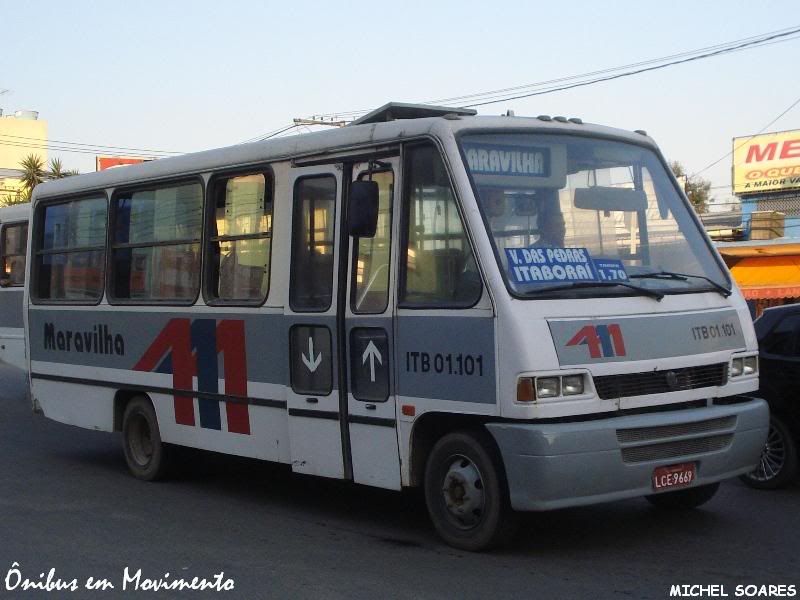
[460, 133, 730, 298]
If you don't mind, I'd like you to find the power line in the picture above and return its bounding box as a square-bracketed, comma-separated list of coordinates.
[0, 139, 162, 159]
[432, 27, 800, 107]
[0, 133, 182, 155]
[239, 123, 299, 144]
[463, 28, 800, 107]
[690, 94, 800, 178]
[309, 25, 800, 120]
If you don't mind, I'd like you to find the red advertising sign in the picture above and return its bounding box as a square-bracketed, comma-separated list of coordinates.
[95, 156, 152, 171]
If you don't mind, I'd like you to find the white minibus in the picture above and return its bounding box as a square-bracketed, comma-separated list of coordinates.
[25, 103, 768, 550]
[1, 203, 29, 371]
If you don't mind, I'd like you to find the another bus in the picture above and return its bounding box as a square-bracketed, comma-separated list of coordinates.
[25, 103, 768, 550]
[1, 204, 29, 371]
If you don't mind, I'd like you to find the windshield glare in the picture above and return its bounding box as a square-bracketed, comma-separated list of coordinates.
[460, 133, 729, 298]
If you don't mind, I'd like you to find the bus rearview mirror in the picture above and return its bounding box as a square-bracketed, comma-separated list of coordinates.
[573, 187, 647, 212]
[348, 180, 379, 238]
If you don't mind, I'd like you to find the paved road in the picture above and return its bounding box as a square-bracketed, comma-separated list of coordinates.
[1, 363, 798, 599]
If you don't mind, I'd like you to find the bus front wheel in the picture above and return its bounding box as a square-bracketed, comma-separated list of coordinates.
[423, 430, 518, 551]
[122, 396, 169, 481]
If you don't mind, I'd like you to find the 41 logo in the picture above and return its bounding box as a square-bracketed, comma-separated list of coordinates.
[134, 319, 250, 435]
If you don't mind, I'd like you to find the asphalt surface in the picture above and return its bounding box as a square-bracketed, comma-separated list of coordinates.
[0, 362, 798, 600]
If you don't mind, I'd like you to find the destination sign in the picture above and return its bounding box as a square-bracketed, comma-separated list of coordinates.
[505, 247, 597, 284]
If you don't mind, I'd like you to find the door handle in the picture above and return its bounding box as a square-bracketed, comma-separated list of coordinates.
[306, 397, 319, 404]
[365, 404, 376, 410]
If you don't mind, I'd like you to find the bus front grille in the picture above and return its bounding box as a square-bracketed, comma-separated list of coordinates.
[616, 416, 737, 444]
[620, 434, 734, 464]
[594, 363, 728, 400]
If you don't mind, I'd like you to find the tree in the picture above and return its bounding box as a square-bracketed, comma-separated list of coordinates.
[15, 155, 80, 202]
[47, 157, 80, 179]
[670, 161, 710, 214]
[19, 154, 46, 200]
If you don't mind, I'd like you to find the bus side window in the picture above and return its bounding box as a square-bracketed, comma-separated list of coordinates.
[290, 176, 337, 312]
[1, 223, 28, 287]
[207, 172, 273, 304]
[111, 181, 203, 303]
[400, 144, 481, 307]
[34, 196, 107, 302]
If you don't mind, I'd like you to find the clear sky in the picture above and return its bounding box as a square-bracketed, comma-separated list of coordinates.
[1, 0, 798, 207]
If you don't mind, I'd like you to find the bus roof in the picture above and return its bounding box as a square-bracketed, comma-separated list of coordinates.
[31, 108, 658, 203]
[0, 204, 31, 223]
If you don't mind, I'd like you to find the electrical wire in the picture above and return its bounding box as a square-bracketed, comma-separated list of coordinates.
[690, 94, 800, 178]
[0, 133, 181, 155]
[308, 25, 800, 119]
[0, 139, 164, 159]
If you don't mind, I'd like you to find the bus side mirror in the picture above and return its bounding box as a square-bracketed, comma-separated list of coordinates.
[348, 180, 379, 238]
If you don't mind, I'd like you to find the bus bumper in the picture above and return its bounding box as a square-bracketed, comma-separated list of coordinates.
[485, 398, 769, 512]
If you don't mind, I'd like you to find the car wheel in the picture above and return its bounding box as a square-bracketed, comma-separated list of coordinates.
[645, 482, 720, 509]
[122, 396, 169, 481]
[424, 430, 519, 551]
[740, 414, 798, 490]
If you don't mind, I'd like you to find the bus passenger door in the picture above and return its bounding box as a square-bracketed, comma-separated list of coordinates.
[286, 166, 345, 479]
[344, 158, 402, 490]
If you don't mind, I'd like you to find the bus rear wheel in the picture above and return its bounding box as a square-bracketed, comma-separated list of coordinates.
[424, 430, 518, 551]
[122, 396, 169, 481]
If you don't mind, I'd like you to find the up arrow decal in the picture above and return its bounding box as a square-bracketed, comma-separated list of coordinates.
[301, 337, 322, 372]
[362, 340, 383, 383]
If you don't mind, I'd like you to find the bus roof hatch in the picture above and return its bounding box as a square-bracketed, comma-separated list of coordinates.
[349, 102, 477, 126]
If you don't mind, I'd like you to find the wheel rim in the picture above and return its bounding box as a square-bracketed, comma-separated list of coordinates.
[750, 422, 787, 482]
[441, 454, 486, 530]
[128, 413, 154, 467]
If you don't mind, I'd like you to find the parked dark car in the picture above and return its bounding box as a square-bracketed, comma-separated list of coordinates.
[740, 304, 800, 489]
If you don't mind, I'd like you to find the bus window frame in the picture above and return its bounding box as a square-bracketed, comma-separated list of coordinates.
[397, 140, 484, 311]
[107, 176, 206, 307]
[453, 127, 733, 301]
[202, 164, 275, 308]
[30, 191, 109, 306]
[0, 220, 28, 288]
[350, 165, 395, 315]
[289, 173, 339, 314]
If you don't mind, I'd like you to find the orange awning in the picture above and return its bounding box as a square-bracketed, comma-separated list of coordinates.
[730, 255, 800, 300]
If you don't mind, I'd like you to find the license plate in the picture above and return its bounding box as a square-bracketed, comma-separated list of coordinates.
[652, 463, 697, 491]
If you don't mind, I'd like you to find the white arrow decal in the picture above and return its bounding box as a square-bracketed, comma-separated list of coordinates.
[301, 337, 322, 373]
[362, 340, 383, 383]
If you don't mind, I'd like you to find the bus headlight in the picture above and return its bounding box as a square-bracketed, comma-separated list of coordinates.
[743, 356, 758, 376]
[535, 377, 560, 398]
[517, 373, 589, 402]
[730, 354, 758, 378]
[730, 358, 743, 377]
[562, 375, 584, 395]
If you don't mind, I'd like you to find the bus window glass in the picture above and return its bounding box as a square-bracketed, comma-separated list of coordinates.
[208, 173, 272, 302]
[352, 169, 393, 313]
[112, 182, 202, 302]
[36, 196, 106, 301]
[400, 144, 481, 307]
[461, 133, 729, 298]
[290, 176, 336, 312]
[1, 223, 28, 286]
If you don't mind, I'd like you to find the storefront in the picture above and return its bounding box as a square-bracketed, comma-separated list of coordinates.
[717, 239, 800, 317]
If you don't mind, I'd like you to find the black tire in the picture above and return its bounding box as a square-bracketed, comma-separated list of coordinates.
[423, 429, 519, 551]
[122, 396, 169, 481]
[740, 414, 798, 490]
[645, 482, 720, 509]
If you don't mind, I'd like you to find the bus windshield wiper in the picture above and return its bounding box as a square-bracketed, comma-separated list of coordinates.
[521, 280, 665, 301]
[628, 270, 732, 297]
